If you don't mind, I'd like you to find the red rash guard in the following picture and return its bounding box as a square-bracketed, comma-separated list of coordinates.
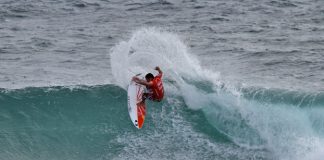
[149, 73, 164, 101]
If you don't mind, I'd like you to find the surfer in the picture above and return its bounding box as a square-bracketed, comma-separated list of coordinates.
[132, 66, 164, 102]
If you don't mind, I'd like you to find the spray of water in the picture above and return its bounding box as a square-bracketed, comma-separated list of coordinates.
[110, 27, 324, 160]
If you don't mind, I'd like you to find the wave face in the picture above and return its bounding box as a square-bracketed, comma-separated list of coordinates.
[1, 85, 324, 160]
[0, 85, 269, 160]
[0, 86, 128, 160]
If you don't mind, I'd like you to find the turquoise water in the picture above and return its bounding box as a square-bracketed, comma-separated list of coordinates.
[1, 84, 323, 159]
[0, 85, 233, 159]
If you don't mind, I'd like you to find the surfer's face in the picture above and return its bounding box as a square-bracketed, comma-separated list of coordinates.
[146, 77, 153, 82]
[145, 73, 154, 82]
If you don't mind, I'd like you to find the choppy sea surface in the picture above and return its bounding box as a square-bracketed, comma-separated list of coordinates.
[1, 0, 324, 160]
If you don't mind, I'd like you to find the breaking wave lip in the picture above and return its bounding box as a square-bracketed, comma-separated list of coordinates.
[239, 86, 324, 108]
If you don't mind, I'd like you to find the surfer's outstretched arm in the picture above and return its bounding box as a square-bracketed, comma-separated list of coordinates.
[155, 66, 162, 74]
[132, 77, 153, 87]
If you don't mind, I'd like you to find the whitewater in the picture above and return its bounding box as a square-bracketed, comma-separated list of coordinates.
[1, 0, 324, 160]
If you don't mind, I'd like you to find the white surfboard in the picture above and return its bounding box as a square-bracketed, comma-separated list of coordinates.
[127, 78, 146, 129]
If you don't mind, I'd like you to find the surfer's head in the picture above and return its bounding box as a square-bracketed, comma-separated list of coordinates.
[145, 73, 154, 82]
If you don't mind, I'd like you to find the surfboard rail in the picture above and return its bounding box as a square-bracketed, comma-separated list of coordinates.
[127, 80, 146, 129]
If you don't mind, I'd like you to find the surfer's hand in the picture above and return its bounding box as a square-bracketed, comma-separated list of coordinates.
[132, 76, 139, 82]
[155, 66, 162, 74]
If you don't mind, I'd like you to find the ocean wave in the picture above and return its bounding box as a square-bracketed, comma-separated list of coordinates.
[0, 84, 270, 160]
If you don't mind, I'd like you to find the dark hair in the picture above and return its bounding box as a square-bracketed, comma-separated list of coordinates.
[145, 73, 154, 80]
